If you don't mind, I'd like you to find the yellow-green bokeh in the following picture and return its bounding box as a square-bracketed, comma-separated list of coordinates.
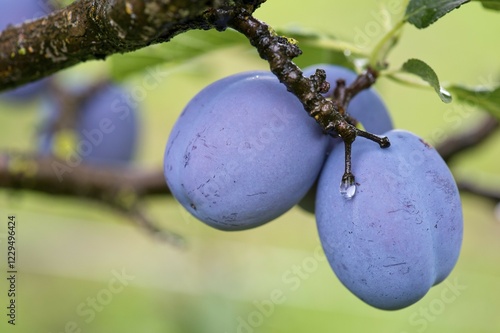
[0, 1, 499, 333]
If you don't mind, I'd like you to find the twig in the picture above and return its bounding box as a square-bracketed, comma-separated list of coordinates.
[0, 152, 168, 197]
[457, 181, 500, 203]
[0, 151, 185, 242]
[433, 113, 500, 203]
[127, 208, 187, 248]
[435, 114, 499, 163]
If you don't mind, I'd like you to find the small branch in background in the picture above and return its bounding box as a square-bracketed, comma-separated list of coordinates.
[435, 114, 499, 163]
[0, 152, 169, 197]
[128, 208, 186, 248]
[457, 181, 500, 203]
[433, 113, 500, 205]
[0, 151, 187, 246]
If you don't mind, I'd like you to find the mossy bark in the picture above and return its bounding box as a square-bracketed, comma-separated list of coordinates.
[0, 0, 264, 91]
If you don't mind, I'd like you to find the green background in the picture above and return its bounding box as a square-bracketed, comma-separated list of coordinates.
[1, 1, 499, 332]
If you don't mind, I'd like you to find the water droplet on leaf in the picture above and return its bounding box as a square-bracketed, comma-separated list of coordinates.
[340, 175, 356, 200]
[439, 87, 452, 103]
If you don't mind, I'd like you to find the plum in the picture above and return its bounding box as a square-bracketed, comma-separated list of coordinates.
[39, 83, 139, 165]
[164, 71, 330, 230]
[316, 129, 463, 310]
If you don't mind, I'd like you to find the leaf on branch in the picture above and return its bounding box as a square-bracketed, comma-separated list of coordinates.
[447, 84, 500, 119]
[401, 58, 452, 103]
[473, 0, 500, 10]
[109, 29, 248, 80]
[405, 0, 470, 29]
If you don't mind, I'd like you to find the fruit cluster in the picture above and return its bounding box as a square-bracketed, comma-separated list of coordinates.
[2, 0, 464, 313]
[164, 65, 463, 310]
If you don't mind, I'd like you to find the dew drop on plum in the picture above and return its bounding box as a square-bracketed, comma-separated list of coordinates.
[340, 176, 356, 200]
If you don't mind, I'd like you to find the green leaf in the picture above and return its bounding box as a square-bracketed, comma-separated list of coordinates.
[109, 29, 248, 80]
[474, 0, 500, 10]
[447, 85, 500, 119]
[405, 0, 470, 29]
[401, 58, 452, 103]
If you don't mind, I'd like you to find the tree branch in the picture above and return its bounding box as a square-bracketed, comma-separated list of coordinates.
[0, 0, 265, 92]
[0, 152, 168, 198]
[435, 114, 499, 163]
[0, 151, 189, 245]
[457, 180, 500, 203]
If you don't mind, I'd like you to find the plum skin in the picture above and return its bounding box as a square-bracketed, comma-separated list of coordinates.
[315, 129, 463, 310]
[164, 71, 331, 231]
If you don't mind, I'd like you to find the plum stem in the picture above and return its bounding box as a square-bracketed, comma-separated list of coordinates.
[357, 130, 391, 148]
[343, 140, 354, 180]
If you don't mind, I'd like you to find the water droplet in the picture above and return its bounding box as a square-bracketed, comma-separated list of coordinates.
[340, 176, 356, 200]
[439, 87, 452, 103]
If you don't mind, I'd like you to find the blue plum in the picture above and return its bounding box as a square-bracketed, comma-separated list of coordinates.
[0, 0, 52, 101]
[316, 129, 463, 310]
[164, 71, 330, 230]
[39, 83, 139, 166]
[298, 64, 393, 213]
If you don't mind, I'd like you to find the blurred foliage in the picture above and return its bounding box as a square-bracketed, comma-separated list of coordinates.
[1, 1, 500, 333]
[447, 85, 500, 120]
[110, 29, 248, 81]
